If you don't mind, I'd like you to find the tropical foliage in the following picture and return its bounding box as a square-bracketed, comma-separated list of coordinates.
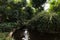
[0, 0, 60, 40]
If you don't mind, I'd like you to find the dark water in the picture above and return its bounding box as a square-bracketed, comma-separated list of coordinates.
[12, 29, 60, 40]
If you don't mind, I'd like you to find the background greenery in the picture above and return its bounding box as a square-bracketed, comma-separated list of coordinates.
[0, 0, 60, 40]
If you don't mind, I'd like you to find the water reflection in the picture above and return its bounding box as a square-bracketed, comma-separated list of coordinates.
[22, 29, 29, 40]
